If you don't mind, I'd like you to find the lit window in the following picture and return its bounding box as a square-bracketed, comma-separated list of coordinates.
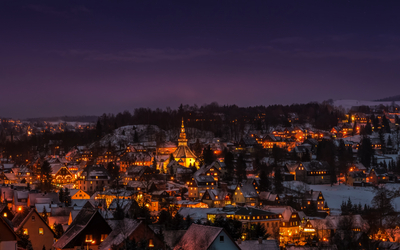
[101, 234, 108, 242]
[149, 239, 154, 247]
[3, 212, 7, 217]
[85, 235, 93, 242]
[23, 228, 28, 235]
[39, 228, 44, 235]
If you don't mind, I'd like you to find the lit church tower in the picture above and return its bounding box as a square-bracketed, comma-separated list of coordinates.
[172, 118, 197, 168]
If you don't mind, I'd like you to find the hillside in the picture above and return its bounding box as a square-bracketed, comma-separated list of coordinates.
[375, 95, 400, 102]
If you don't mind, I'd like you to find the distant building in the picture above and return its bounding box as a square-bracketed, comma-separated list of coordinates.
[76, 165, 111, 194]
[295, 161, 331, 184]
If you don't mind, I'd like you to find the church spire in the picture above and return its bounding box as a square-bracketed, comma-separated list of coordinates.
[178, 118, 187, 146]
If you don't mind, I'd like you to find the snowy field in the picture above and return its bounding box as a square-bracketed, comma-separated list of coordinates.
[284, 181, 400, 215]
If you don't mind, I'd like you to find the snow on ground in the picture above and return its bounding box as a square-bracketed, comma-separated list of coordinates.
[333, 99, 400, 111]
[284, 181, 400, 215]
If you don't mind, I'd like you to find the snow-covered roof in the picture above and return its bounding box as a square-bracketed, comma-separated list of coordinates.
[174, 224, 239, 250]
[237, 239, 279, 250]
[98, 219, 142, 250]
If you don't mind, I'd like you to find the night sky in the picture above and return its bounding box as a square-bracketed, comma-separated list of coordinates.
[2, 1, 400, 118]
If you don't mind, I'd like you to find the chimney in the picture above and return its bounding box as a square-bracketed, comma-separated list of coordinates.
[258, 238, 262, 244]
[310, 189, 313, 194]
[237, 239, 241, 244]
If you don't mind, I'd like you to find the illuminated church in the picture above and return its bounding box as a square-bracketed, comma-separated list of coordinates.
[172, 119, 198, 168]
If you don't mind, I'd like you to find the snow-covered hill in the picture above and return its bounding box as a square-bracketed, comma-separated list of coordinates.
[91, 124, 214, 149]
[333, 99, 400, 111]
[284, 181, 400, 215]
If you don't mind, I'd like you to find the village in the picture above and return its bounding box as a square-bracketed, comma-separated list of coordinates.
[0, 101, 400, 250]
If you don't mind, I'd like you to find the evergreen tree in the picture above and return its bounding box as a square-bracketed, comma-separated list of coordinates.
[53, 223, 64, 239]
[272, 144, 285, 164]
[379, 130, 386, 154]
[42, 206, 48, 224]
[210, 217, 243, 240]
[133, 130, 139, 143]
[382, 115, 391, 133]
[157, 210, 172, 225]
[236, 153, 247, 183]
[202, 145, 216, 165]
[185, 214, 192, 229]
[59, 188, 65, 204]
[39, 161, 53, 192]
[273, 166, 283, 194]
[388, 135, 393, 147]
[171, 213, 185, 230]
[358, 137, 374, 169]
[192, 139, 203, 157]
[113, 202, 125, 220]
[259, 170, 270, 191]
[151, 157, 157, 169]
[372, 188, 394, 226]
[224, 150, 234, 181]
[64, 188, 71, 207]
[352, 121, 357, 135]
[107, 162, 120, 180]
[96, 120, 102, 138]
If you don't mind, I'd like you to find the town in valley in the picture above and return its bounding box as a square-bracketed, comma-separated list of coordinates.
[1, 100, 400, 250]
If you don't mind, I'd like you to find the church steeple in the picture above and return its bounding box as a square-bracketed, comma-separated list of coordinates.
[178, 118, 188, 146]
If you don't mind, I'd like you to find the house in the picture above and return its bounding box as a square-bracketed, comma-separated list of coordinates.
[12, 209, 55, 250]
[368, 167, 389, 185]
[233, 207, 281, 239]
[53, 207, 112, 250]
[70, 189, 90, 200]
[188, 175, 217, 200]
[174, 224, 241, 250]
[0, 216, 18, 250]
[195, 162, 222, 183]
[349, 163, 366, 173]
[0, 172, 17, 185]
[27, 192, 60, 207]
[263, 206, 302, 243]
[201, 189, 231, 208]
[76, 165, 111, 194]
[295, 161, 331, 185]
[0, 204, 14, 221]
[13, 190, 29, 213]
[346, 171, 367, 186]
[119, 152, 152, 172]
[52, 165, 74, 186]
[303, 190, 330, 215]
[259, 192, 280, 206]
[99, 219, 165, 250]
[231, 183, 259, 207]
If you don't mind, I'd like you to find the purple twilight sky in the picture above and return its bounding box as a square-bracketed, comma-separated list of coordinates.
[1, 1, 400, 118]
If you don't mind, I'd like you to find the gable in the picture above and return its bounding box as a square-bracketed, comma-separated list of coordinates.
[209, 230, 240, 250]
[63, 211, 112, 248]
[55, 166, 73, 176]
[0, 216, 17, 241]
[16, 209, 55, 237]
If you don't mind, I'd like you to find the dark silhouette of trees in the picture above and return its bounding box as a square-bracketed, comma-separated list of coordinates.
[358, 137, 374, 169]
